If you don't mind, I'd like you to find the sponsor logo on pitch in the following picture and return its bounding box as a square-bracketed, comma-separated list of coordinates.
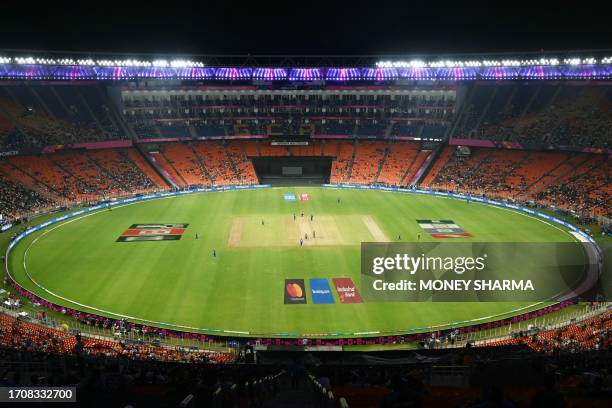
[309, 278, 335, 304]
[284, 279, 307, 304]
[417, 220, 472, 238]
[332, 278, 363, 303]
[117, 223, 189, 242]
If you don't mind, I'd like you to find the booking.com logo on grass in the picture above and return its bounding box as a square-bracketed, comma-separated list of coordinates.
[284, 194, 297, 202]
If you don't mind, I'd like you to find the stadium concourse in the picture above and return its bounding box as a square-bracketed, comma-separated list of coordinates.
[0, 55, 610, 407]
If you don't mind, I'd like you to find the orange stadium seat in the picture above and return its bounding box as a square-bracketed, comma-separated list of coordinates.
[377, 141, 420, 186]
[149, 151, 188, 188]
[8, 154, 87, 201]
[329, 140, 355, 183]
[226, 141, 259, 184]
[259, 142, 290, 156]
[421, 145, 455, 187]
[125, 147, 168, 188]
[192, 141, 240, 185]
[402, 150, 430, 187]
[348, 141, 387, 184]
[160, 143, 210, 187]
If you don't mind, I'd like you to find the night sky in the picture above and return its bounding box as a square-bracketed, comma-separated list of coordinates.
[0, 2, 609, 57]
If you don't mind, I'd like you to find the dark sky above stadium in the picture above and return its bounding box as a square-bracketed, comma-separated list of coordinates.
[1, 2, 609, 57]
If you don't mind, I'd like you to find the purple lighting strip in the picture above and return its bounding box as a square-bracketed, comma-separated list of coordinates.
[325, 68, 361, 81]
[214, 67, 252, 80]
[252, 68, 287, 80]
[288, 68, 322, 81]
[361, 68, 396, 80]
[0, 64, 610, 81]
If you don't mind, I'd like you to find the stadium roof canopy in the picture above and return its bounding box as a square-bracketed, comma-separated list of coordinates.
[1, 49, 611, 81]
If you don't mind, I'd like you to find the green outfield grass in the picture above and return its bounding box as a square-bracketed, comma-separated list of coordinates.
[6, 187, 582, 338]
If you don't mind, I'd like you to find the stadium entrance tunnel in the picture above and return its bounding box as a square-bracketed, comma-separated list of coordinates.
[251, 156, 332, 185]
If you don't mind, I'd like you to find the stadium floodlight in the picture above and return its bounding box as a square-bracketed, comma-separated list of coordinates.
[120, 59, 149, 67]
[564, 58, 581, 65]
[171, 59, 189, 68]
[2, 54, 612, 71]
[59, 58, 76, 65]
[408, 60, 426, 68]
[501, 60, 519, 67]
[15, 57, 36, 64]
[482, 60, 495, 66]
[376, 55, 612, 70]
[153, 59, 169, 67]
[376, 60, 427, 68]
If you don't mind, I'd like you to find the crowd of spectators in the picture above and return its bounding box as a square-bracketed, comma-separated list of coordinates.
[0, 311, 233, 365]
[3, 83, 610, 151]
[430, 149, 522, 196]
[74, 149, 158, 197]
[0, 96, 124, 150]
[0, 174, 52, 221]
[1, 303, 610, 407]
[97, 150, 158, 194]
[462, 86, 612, 149]
[0, 148, 161, 214]
[535, 162, 610, 217]
[528, 311, 612, 354]
[430, 147, 610, 217]
[485, 310, 612, 355]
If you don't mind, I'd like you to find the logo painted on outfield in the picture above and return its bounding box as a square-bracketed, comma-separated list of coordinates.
[309, 278, 335, 304]
[332, 278, 363, 303]
[129, 223, 189, 229]
[117, 223, 188, 242]
[430, 232, 472, 238]
[121, 228, 186, 236]
[117, 235, 182, 242]
[299, 193, 310, 201]
[417, 219, 472, 238]
[284, 279, 307, 304]
[284, 194, 297, 202]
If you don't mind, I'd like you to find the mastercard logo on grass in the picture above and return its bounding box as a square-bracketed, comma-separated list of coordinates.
[286, 283, 303, 298]
[284, 279, 306, 304]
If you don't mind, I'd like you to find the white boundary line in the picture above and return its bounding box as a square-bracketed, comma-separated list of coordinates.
[5, 185, 603, 338]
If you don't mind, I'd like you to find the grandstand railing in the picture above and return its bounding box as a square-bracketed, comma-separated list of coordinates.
[438, 302, 611, 349]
